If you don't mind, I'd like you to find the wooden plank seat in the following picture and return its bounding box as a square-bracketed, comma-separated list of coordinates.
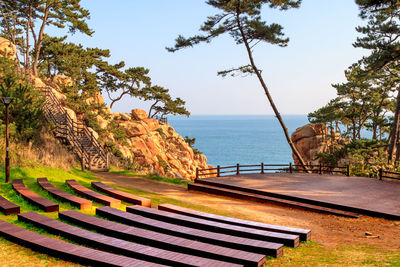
[91, 181, 151, 207]
[18, 212, 234, 267]
[97, 206, 283, 257]
[127, 205, 299, 247]
[0, 195, 20, 215]
[37, 178, 92, 210]
[59, 210, 265, 267]
[159, 203, 311, 242]
[0, 219, 165, 267]
[66, 180, 120, 208]
[12, 179, 58, 212]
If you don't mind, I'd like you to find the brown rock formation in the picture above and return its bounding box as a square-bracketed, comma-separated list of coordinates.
[132, 109, 148, 120]
[109, 109, 211, 179]
[291, 123, 344, 166]
[1, 37, 212, 180]
[0, 37, 16, 58]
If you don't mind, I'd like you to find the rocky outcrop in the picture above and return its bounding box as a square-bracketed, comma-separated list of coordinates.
[0, 37, 212, 180]
[291, 123, 345, 166]
[107, 109, 211, 180]
[0, 37, 17, 58]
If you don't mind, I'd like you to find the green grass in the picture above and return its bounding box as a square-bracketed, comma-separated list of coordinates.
[110, 169, 192, 186]
[0, 166, 399, 266]
[267, 242, 400, 266]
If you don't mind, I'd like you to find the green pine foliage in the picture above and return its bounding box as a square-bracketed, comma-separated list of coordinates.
[0, 57, 45, 141]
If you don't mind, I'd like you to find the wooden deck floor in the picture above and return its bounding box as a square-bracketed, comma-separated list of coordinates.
[198, 173, 400, 219]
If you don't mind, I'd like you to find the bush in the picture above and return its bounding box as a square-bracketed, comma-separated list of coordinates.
[0, 57, 45, 141]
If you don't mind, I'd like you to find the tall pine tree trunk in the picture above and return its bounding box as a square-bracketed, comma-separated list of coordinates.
[388, 88, 400, 162]
[235, 13, 309, 171]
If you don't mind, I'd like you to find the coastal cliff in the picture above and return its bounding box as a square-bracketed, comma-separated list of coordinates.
[45, 78, 212, 180]
[0, 37, 212, 180]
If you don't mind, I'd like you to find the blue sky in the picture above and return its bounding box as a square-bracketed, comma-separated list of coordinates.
[61, 0, 368, 115]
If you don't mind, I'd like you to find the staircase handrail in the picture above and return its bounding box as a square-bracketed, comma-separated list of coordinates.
[40, 86, 108, 168]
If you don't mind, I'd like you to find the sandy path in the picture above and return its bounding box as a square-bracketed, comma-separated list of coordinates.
[95, 172, 400, 249]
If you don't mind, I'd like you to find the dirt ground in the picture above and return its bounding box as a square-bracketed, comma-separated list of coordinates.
[96, 172, 400, 250]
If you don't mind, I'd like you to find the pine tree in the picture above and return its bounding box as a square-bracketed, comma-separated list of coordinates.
[355, 0, 400, 162]
[166, 0, 308, 169]
[0, 0, 93, 75]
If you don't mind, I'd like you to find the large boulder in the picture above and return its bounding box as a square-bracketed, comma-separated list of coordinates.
[96, 115, 109, 129]
[0, 38, 16, 58]
[142, 118, 160, 132]
[112, 112, 131, 121]
[131, 109, 148, 120]
[291, 123, 343, 165]
[64, 107, 77, 123]
[124, 122, 149, 137]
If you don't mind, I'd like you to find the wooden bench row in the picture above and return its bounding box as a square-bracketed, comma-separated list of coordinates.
[0, 219, 165, 267]
[4, 178, 151, 213]
[127, 205, 299, 247]
[158, 203, 311, 241]
[66, 180, 121, 208]
[12, 179, 59, 212]
[59, 210, 265, 266]
[37, 178, 92, 210]
[92, 181, 151, 207]
[19, 211, 233, 267]
[97, 206, 282, 257]
[0, 195, 19, 215]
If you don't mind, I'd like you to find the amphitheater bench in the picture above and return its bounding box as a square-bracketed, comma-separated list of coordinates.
[59, 210, 265, 267]
[12, 179, 58, 212]
[18, 212, 233, 267]
[66, 180, 120, 208]
[37, 178, 92, 210]
[97, 206, 283, 257]
[159, 203, 311, 241]
[0, 196, 20, 215]
[127, 205, 299, 247]
[0, 219, 165, 267]
[91, 181, 151, 207]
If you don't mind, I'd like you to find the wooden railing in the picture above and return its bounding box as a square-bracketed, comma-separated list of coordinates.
[196, 163, 350, 180]
[379, 169, 400, 181]
[41, 86, 108, 170]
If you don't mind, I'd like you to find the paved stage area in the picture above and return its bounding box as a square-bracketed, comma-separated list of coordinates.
[203, 173, 400, 218]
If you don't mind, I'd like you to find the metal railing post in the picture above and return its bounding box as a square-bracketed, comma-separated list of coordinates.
[289, 162, 292, 173]
[196, 167, 199, 180]
[236, 163, 240, 175]
[217, 165, 220, 177]
[261, 162, 264, 174]
[347, 165, 350, 176]
[319, 163, 322, 175]
[378, 168, 383, 180]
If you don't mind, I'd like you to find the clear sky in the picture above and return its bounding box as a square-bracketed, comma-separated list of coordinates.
[60, 0, 368, 115]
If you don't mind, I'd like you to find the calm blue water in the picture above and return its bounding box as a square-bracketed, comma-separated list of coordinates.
[169, 115, 309, 166]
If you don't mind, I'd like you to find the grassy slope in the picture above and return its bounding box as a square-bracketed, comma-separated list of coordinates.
[0, 167, 398, 266]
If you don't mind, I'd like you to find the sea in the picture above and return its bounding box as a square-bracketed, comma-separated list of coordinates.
[169, 115, 309, 167]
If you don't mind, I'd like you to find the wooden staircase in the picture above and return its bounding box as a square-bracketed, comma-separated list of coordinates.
[41, 86, 109, 171]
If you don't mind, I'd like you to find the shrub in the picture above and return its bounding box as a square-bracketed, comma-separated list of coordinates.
[0, 57, 45, 141]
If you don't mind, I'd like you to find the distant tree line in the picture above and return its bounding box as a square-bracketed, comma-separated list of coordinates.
[309, 0, 400, 164]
